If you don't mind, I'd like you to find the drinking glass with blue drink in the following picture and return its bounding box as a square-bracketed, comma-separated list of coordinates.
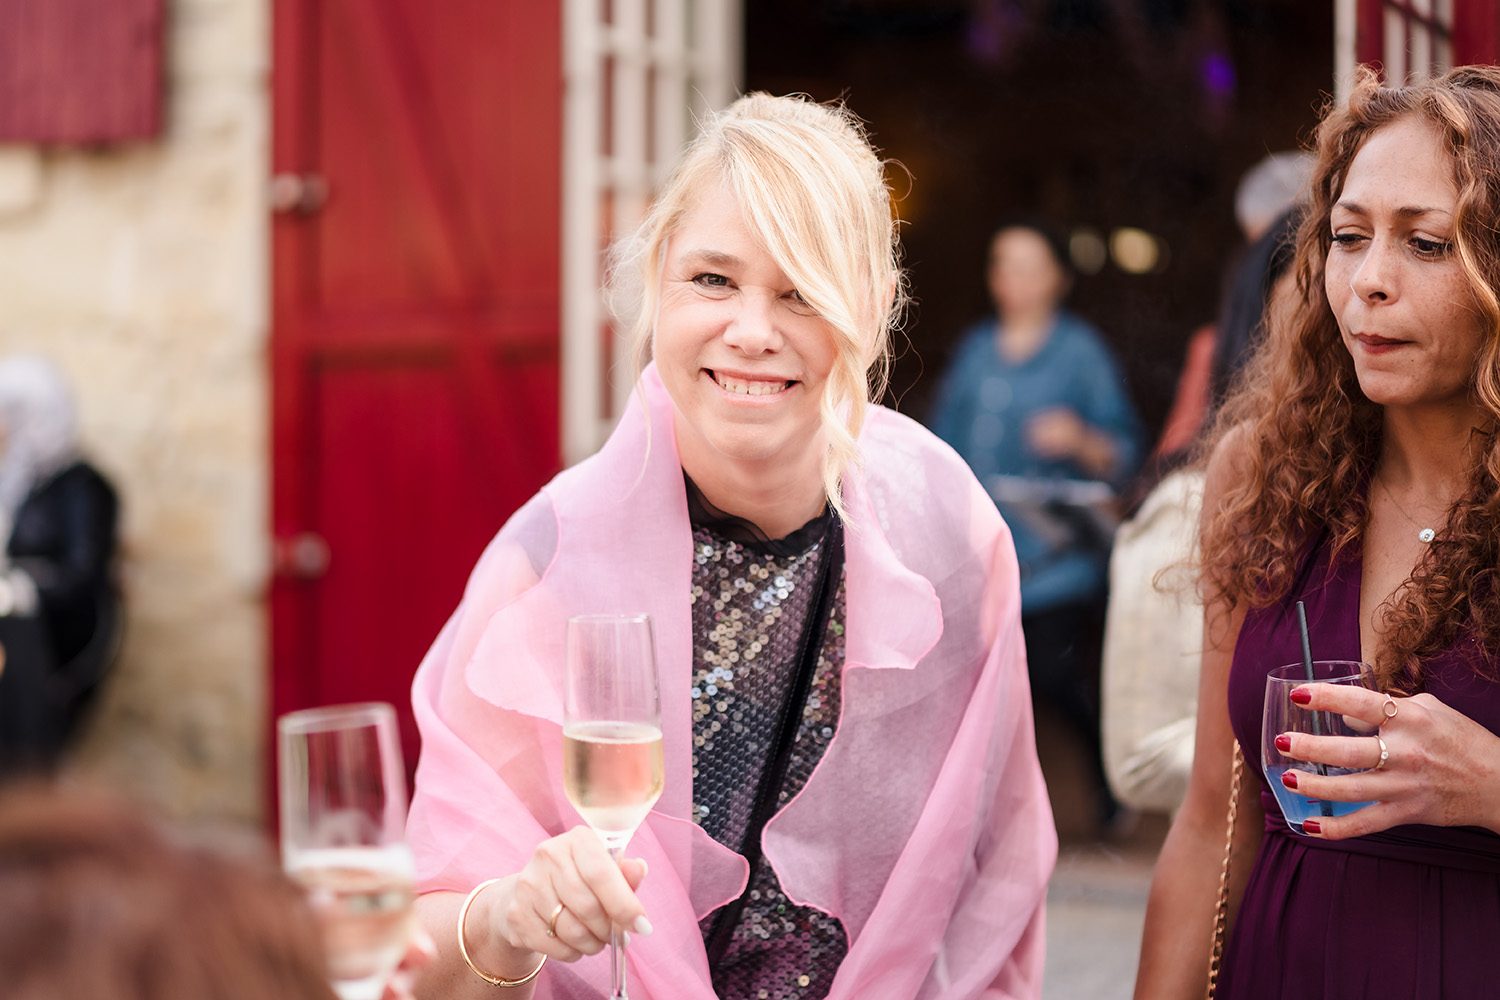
[1261, 659, 1379, 834]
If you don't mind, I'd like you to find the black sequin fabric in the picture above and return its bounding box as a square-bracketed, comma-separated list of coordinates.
[688, 520, 849, 999]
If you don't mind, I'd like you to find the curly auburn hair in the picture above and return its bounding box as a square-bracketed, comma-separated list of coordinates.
[1200, 64, 1500, 690]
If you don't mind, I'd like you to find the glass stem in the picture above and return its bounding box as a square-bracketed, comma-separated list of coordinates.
[609, 845, 628, 1000]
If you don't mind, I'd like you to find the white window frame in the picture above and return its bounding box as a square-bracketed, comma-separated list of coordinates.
[561, 0, 743, 464]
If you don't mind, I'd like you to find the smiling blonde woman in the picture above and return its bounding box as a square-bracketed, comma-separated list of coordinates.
[406, 93, 1055, 1000]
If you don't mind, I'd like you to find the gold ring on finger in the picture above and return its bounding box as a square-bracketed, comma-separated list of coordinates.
[1380, 694, 1399, 725]
[1373, 733, 1390, 771]
[546, 902, 566, 938]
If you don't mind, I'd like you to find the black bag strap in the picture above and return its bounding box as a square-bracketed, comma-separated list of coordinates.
[703, 516, 845, 967]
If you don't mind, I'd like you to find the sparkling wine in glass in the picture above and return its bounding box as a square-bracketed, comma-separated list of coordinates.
[563, 614, 664, 1000]
[279, 702, 416, 1000]
[1261, 660, 1378, 834]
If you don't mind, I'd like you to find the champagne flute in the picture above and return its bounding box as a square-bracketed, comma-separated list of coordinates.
[279, 702, 416, 1000]
[563, 614, 664, 1000]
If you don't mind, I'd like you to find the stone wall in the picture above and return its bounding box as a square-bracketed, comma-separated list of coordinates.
[0, 0, 270, 823]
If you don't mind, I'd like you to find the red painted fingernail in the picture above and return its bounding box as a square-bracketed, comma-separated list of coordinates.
[1302, 819, 1322, 835]
[1275, 734, 1292, 752]
[1290, 688, 1312, 705]
[1280, 770, 1298, 789]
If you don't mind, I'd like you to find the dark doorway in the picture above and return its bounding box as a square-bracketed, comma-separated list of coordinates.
[745, 1, 1333, 442]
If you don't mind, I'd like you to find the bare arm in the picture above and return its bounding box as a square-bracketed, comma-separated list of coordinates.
[1133, 430, 1264, 999]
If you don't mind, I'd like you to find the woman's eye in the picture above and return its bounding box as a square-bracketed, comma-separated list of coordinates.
[1330, 232, 1365, 247]
[1411, 236, 1453, 258]
[692, 272, 731, 289]
[784, 288, 817, 314]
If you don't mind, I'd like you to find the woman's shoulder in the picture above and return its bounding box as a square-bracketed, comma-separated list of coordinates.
[858, 406, 1000, 537]
[863, 405, 982, 480]
[20, 461, 119, 525]
[460, 490, 558, 607]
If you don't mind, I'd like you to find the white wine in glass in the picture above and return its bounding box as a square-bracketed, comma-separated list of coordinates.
[564, 614, 663, 1000]
[279, 702, 416, 1000]
[563, 720, 665, 850]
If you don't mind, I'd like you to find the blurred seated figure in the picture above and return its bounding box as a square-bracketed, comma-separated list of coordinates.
[0, 356, 120, 773]
[0, 783, 335, 1000]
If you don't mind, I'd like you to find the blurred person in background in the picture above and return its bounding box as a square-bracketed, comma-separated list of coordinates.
[406, 93, 1054, 999]
[1152, 151, 1313, 460]
[929, 221, 1143, 834]
[0, 783, 335, 1000]
[1102, 151, 1313, 815]
[0, 355, 120, 775]
[1137, 66, 1500, 998]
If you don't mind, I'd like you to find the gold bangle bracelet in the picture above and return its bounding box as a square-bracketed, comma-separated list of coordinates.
[457, 877, 547, 988]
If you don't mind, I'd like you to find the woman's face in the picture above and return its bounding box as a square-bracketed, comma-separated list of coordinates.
[653, 179, 840, 483]
[987, 228, 1067, 318]
[1324, 115, 1488, 410]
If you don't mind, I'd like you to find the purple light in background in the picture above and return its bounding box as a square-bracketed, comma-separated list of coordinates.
[1200, 51, 1236, 97]
[966, 0, 1025, 68]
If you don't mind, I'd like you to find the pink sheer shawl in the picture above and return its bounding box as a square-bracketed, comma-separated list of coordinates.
[407, 365, 1056, 998]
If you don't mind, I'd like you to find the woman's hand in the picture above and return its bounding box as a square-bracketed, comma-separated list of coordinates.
[491, 826, 652, 963]
[1025, 408, 1118, 478]
[1025, 408, 1088, 460]
[1276, 683, 1500, 837]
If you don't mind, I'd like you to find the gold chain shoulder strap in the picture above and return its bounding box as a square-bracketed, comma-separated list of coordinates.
[1205, 744, 1244, 1000]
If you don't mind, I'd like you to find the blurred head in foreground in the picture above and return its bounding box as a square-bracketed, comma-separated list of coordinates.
[0, 784, 334, 1000]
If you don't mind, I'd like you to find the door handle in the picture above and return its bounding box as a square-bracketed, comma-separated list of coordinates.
[269, 172, 329, 215]
[273, 532, 331, 580]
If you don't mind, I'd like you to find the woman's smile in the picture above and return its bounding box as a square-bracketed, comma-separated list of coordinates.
[705, 369, 797, 399]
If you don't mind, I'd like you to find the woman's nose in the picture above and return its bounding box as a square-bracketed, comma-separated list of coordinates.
[1350, 241, 1397, 303]
[721, 292, 782, 355]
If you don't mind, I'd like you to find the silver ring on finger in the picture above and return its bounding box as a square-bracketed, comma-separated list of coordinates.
[1373, 733, 1390, 771]
[546, 901, 567, 938]
[1380, 694, 1399, 725]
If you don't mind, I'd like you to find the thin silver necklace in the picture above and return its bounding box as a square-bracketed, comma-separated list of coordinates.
[1375, 475, 1437, 543]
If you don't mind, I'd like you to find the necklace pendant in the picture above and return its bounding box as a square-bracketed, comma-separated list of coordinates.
[1418, 527, 1436, 543]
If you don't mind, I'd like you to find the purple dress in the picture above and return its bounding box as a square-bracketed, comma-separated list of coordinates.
[1219, 536, 1500, 999]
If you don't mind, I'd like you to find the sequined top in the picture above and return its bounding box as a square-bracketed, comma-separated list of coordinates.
[687, 500, 849, 999]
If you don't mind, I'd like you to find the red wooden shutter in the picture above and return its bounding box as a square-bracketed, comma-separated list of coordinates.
[0, 0, 165, 143]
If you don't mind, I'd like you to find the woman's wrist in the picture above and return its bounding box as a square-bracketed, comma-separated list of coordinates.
[1477, 746, 1500, 834]
[1077, 429, 1119, 479]
[461, 875, 543, 982]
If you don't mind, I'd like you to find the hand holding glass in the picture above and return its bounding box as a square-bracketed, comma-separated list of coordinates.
[563, 614, 663, 1000]
[279, 702, 416, 1000]
[1261, 660, 1378, 835]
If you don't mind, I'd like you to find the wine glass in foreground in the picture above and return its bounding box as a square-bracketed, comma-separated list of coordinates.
[1261, 660, 1378, 835]
[279, 702, 416, 1000]
[564, 614, 665, 1000]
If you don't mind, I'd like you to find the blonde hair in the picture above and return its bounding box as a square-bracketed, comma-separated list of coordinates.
[607, 92, 908, 520]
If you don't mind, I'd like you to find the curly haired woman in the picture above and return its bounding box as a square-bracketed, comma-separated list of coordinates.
[1135, 66, 1500, 999]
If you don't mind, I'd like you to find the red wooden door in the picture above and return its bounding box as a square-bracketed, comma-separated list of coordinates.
[271, 0, 561, 780]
